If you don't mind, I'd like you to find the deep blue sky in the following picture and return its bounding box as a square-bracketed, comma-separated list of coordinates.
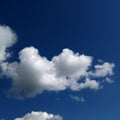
[0, 0, 120, 120]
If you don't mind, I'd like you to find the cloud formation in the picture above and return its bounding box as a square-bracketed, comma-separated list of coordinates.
[14, 111, 63, 120]
[90, 62, 115, 77]
[0, 25, 16, 62]
[0, 25, 115, 99]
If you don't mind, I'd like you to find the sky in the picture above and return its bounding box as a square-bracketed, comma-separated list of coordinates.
[0, 0, 120, 120]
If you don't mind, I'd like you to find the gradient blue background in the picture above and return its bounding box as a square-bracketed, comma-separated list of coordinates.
[0, 0, 120, 120]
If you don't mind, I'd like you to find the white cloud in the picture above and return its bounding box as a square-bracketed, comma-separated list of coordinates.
[52, 49, 92, 79]
[90, 62, 115, 77]
[0, 25, 17, 62]
[14, 111, 63, 120]
[0, 25, 115, 99]
[5, 47, 94, 99]
[70, 95, 85, 102]
[69, 78, 100, 91]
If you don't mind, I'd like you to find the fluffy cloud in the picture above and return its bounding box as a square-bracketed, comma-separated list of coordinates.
[5, 47, 94, 98]
[14, 111, 63, 120]
[0, 25, 115, 99]
[90, 62, 115, 77]
[0, 25, 16, 61]
[5, 47, 101, 98]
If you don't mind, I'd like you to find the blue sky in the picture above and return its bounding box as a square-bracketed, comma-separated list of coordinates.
[0, 0, 120, 120]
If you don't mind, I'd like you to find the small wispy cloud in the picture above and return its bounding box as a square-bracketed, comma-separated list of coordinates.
[70, 95, 85, 102]
[105, 77, 114, 84]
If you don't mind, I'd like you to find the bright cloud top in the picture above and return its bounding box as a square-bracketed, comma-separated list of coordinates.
[14, 111, 63, 120]
[0, 25, 115, 99]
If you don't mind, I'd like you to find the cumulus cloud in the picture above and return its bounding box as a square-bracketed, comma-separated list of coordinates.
[0, 25, 115, 99]
[14, 111, 63, 120]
